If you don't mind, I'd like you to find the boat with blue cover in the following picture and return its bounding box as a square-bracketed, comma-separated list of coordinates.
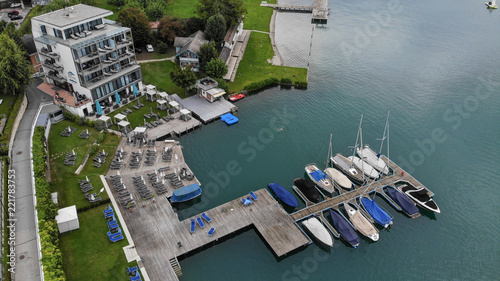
[220, 113, 238, 125]
[360, 197, 393, 228]
[267, 182, 298, 208]
[386, 187, 420, 218]
[328, 209, 360, 248]
[170, 183, 202, 203]
[305, 163, 335, 194]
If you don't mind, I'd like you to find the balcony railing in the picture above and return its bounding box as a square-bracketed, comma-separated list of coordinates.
[43, 62, 64, 71]
[47, 73, 67, 83]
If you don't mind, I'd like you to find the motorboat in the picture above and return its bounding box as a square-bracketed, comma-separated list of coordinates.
[302, 217, 333, 247]
[328, 209, 360, 248]
[348, 156, 380, 179]
[170, 183, 202, 203]
[360, 196, 393, 228]
[356, 145, 389, 175]
[397, 182, 441, 213]
[331, 154, 365, 185]
[386, 187, 420, 218]
[229, 93, 245, 101]
[305, 163, 335, 194]
[267, 182, 298, 208]
[325, 167, 354, 191]
[343, 202, 379, 242]
[294, 178, 322, 203]
[486, 0, 498, 8]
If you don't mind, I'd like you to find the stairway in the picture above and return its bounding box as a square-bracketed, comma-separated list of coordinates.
[169, 257, 183, 277]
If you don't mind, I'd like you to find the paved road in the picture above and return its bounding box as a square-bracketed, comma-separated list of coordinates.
[12, 79, 51, 281]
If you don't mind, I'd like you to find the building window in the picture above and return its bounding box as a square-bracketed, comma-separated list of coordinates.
[53, 28, 63, 39]
[35, 55, 40, 63]
[41, 25, 47, 35]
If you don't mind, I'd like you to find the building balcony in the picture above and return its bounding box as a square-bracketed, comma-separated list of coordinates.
[78, 64, 101, 75]
[47, 73, 67, 83]
[39, 49, 60, 59]
[43, 62, 64, 71]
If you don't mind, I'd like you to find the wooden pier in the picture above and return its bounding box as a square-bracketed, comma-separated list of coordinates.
[170, 94, 238, 124]
[261, 0, 329, 24]
[125, 111, 202, 140]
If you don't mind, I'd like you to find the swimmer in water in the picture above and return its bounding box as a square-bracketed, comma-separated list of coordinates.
[279, 128, 284, 131]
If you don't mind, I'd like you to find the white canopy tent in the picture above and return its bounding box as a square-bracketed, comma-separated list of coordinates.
[133, 126, 147, 139]
[97, 115, 112, 128]
[157, 91, 168, 100]
[117, 120, 132, 133]
[157, 99, 168, 110]
[55, 205, 79, 233]
[146, 85, 157, 101]
[113, 113, 128, 125]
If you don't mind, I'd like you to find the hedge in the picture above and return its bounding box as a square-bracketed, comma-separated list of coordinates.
[0, 94, 23, 156]
[33, 126, 66, 280]
[244, 77, 279, 92]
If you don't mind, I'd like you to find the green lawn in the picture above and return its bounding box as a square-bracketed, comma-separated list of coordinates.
[136, 48, 176, 60]
[165, 0, 196, 18]
[48, 120, 120, 209]
[0, 95, 18, 121]
[59, 207, 136, 281]
[243, 0, 276, 32]
[140, 60, 185, 95]
[229, 32, 308, 92]
[94, 0, 121, 21]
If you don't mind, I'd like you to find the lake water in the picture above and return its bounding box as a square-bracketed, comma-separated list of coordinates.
[174, 0, 500, 279]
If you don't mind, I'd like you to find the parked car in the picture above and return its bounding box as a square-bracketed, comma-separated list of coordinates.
[146, 44, 154, 53]
[8, 10, 20, 16]
[10, 3, 22, 8]
[10, 14, 23, 20]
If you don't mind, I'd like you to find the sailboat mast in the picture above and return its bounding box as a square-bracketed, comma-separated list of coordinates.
[351, 115, 364, 159]
[327, 134, 332, 169]
[378, 110, 390, 158]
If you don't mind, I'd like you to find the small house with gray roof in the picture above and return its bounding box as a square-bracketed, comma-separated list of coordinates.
[173, 30, 209, 72]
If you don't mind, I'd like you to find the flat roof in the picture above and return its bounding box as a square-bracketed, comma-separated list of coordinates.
[32, 4, 112, 28]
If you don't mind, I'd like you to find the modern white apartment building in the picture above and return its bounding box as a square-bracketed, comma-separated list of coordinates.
[31, 4, 142, 116]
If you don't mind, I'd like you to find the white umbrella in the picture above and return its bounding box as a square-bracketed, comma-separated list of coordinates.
[98, 188, 104, 196]
[90, 194, 95, 201]
[117, 171, 121, 176]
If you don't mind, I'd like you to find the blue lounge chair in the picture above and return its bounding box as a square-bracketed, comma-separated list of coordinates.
[130, 270, 141, 281]
[201, 212, 212, 223]
[190, 219, 196, 234]
[250, 191, 258, 201]
[104, 204, 113, 213]
[104, 212, 114, 219]
[126, 266, 138, 275]
[208, 227, 215, 236]
[108, 220, 118, 229]
[242, 197, 253, 206]
[196, 217, 205, 228]
[109, 234, 124, 242]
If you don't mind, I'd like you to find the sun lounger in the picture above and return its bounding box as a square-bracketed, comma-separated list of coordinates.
[108, 221, 118, 229]
[130, 271, 142, 281]
[249, 191, 258, 201]
[208, 227, 215, 236]
[201, 213, 212, 223]
[109, 234, 124, 242]
[242, 197, 253, 206]
[104, 205, 113, 213]
[190, 219, 196, 234]
[127, 266, 138, 275]
[196, 217, 205, 228]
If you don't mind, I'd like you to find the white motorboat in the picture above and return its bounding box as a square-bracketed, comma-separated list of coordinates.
[348, 156, 380, 179]
[397, 182, 441, 213]
[344, 202, 379, 242]
[486, 0, 498, 8]
[302, 217, 334, 247]
[305, 163, 335, 194]
[325, 167, 354, 191]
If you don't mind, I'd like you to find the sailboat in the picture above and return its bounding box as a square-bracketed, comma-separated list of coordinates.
[360, 196, 393, 228]
[343, 202, 379, 242]
[357, 111, 391, 175]
[325, 167, 354, 191]
[486, 0, 498, 9]
[305, 163, 335, 194]
[302, 216, 334, 247]
[349, 156, 380, 179]
[331, 153, 365, 185]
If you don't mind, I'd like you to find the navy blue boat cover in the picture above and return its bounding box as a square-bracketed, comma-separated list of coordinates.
[328, 209, 360, 247]
[268, 182, 298, 207]
[309, 170, 327, 181]
[361, 197, 393, 227]
[387, 188, 419, 216]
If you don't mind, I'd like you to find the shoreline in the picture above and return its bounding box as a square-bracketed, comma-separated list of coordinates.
[270, 9, 284, 66]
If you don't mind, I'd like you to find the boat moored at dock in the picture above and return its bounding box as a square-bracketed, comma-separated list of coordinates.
[385, 187, 420, 218]
[170, 183, 202, 203]
[302, 216, 334, 247]
[397, 181, 440, 213]
[267, 182, 299, 208]
[325, 167, 354, 191]
[331, 153, 365, 185]
[349, 155, 380, 179]
[294, 178, 322, 203]
[328, 209, 360, 248]
[360, 196, 393, 228]
[305, 163, 335, 194]
[344, 202, 379, 242]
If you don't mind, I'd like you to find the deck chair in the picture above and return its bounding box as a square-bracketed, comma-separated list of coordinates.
[201, 212, 212, 223]
[208, 227, 215, 236]
[196, 217, 205, 228]
[126, 266, 138, 275]
[249, 191, 258, 201]
[190, 219, 196, 234]
[109, 234, 124, 242]
[130, 270, 142, 281]
[242, 197, 253, 206]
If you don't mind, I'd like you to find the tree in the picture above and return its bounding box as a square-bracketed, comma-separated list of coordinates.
[205, 14, 226, 48]
[170, 65, 197, 94]
[118, 7, 151, 47]
[145, 0, 165, 20]
[198, 42, 217, 73]
[0, 20, 7, 34]
[107, 0, 125, 7]
[184, 17, 205, 35]
[205, 58, 228, 79]
[157, 41, 168, 53]
[0, 34, 33, 95]
[157, 16, 184, 45]
[195, 0, 246, 29]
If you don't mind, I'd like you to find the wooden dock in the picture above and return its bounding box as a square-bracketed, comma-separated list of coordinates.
[261, 0, 329, 24]
[106, 140, 310, 281]
[170, 94, 238, 124]
[291, 156, 433, 221]
[124, 111, 202, 140]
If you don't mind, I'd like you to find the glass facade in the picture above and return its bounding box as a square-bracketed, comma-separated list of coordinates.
[91, 70, 141, 100]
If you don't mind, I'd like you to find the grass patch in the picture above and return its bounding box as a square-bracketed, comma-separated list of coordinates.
[229, 32, 307, 92]
[136, 48, 176, 60]
[59, 206, 135, 281]
[48, 120, 120, 209]
[243, 0, 276, 32]
[140, 60, 185, 95]
[93, 0, 121, 21]
[165, 0, 196, 19]
[0, 95, 19, 123]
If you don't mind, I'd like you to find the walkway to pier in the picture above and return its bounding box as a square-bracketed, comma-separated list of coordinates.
[170, 94, 237, 123]
[124, 111, 202, 140]
[261, 0, 329, 24]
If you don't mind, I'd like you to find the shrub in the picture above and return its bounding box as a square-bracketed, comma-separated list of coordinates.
[157, 41, 168, 54]
[244, 77, 279, 92]
[294, 81, 308, 89]
[107, 0, 125, 6]
[89, 144, 99, 156]
[0, 94, 23, 155]
[94, 120, 106, 131]
[280, 78, 292, 85]
[96, 132, 105, 144]
[77, 117, 86, 126]
[214, 78, 229, 94]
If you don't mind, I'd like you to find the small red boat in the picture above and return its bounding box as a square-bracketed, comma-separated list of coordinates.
[229, 93, 245, 102]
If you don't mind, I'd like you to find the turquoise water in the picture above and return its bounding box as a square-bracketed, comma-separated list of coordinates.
[175, 0, 500, 279]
